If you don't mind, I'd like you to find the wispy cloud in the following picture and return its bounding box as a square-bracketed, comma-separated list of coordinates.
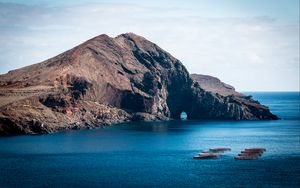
[0, 1, 299, 91]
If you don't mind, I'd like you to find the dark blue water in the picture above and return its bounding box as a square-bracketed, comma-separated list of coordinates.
[0, 92, 299, 187]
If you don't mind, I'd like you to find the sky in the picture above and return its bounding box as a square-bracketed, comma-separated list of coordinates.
[0, 0, 299, 91]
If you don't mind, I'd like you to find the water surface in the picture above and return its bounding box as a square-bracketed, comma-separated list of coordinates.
[0, 92, 299, 187]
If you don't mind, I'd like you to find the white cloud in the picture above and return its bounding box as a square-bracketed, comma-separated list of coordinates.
[0, 2, 299, 91]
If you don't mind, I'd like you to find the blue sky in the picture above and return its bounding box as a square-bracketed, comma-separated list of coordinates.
[0, 0, 299, 91]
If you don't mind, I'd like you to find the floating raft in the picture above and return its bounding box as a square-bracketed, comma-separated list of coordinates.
[245, 148, 266, 152]
[235, 148, 266, 160]
[193, 153, 219, 159]
[238, 153, 261, 157]
[234, 155, 258, 160]
[193, 148, 231, 159]
[209, 148, 231, 153]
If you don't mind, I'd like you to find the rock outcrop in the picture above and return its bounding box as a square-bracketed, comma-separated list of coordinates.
[0, 33, 278, 135]
[190, 74, 243, 97]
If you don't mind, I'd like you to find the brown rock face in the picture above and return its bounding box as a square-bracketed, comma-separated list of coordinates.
[189, 74, 279, 120]
[0, 33, 278, 135]
[190, 74, 243, 97]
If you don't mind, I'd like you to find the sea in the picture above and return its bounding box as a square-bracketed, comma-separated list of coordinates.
[0, 92, 299, 187]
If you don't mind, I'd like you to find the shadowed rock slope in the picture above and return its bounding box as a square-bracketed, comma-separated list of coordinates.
[0, 33, 278, 135]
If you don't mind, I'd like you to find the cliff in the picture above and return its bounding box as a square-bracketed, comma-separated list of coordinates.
[0, 33, 278, 135]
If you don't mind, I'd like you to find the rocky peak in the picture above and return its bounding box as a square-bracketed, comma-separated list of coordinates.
[0, 33, 278, 135]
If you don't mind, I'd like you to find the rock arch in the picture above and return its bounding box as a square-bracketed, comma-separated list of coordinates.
[180, 111, 187, 120]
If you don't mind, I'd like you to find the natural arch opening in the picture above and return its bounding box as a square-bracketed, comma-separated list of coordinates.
[180, 111, 187, 120]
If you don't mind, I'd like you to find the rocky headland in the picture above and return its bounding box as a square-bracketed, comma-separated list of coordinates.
[190, 74, 243, 97]
[0, 33, 278, 135]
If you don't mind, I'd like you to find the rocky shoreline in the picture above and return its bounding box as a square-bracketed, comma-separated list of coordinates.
[0, 33, 278, 136]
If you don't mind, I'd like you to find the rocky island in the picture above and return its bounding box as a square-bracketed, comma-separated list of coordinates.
[0, 33, 278, 135]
